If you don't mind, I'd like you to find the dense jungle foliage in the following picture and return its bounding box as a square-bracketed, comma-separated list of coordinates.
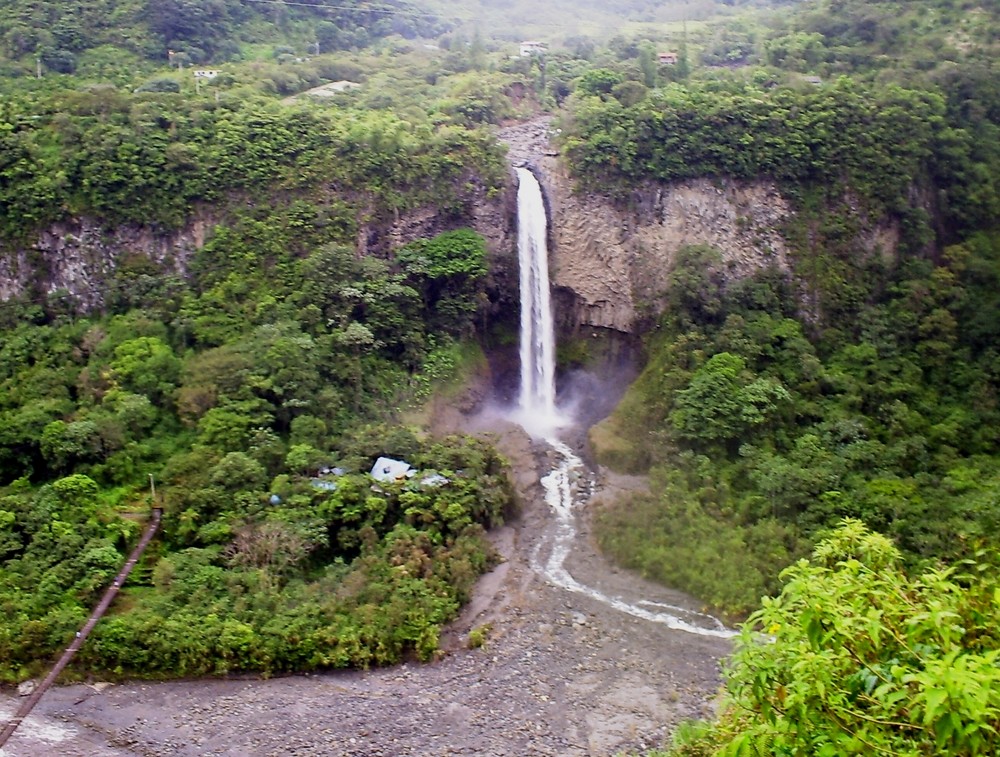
[558, 1, 1000, 754]
[596, 232, 1000, 615]
[0, 90, 504, 241]
[2, 12, 1000, 757]
[0, 209, 516, 679]
[568, 0, 1000, 616]
[0, 210, 517, 678]
[0, 0, 445, 72]
[0, 26, 518, 676]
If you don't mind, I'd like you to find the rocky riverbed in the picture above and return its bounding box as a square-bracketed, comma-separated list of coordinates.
[0, 414, 731, 757]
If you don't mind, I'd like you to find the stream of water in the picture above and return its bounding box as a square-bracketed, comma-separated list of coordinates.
[514, 167, 735, 639]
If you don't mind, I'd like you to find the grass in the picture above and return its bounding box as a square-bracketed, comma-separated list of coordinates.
[588, 414, 649, 474]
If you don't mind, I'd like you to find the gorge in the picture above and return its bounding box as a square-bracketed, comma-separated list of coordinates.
[3, 0, 1000, 750]
[514, 165, 733, 639]
[0, 141, 737, 757]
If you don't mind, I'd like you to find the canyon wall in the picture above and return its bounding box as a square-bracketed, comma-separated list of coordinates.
[0, 121, 902, 339]
[0, 184, 516, 315]
[537, 158, 793, 334]
[0, 217, 211, 311]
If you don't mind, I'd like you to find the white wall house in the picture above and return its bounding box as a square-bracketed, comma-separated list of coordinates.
[520, 41, 548, 57]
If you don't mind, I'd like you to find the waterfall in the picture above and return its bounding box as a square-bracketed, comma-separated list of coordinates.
[513, 166, 733, 638]
[516, 167, 559, 430]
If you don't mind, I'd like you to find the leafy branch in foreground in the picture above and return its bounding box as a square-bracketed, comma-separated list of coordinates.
[670, 519, 1000, 756]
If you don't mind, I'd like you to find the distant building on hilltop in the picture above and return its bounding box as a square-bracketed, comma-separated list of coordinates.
[193, 69, 220, 79]
[520, 41, 548, 57]
[658, 52, 679, 65]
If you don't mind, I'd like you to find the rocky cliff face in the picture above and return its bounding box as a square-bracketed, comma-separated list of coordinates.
[0, 217, 212, 311]
[0, 119, 900, 336]
[537, 158, 792, 334]
[0, 185, 516, 314]
[376, 182, 520, 320]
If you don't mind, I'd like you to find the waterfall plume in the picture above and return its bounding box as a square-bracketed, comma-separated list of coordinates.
[515, 167, 564, 435]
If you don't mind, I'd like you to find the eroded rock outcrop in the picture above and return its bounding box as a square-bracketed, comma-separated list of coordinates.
[0, 185, 515, 313]
[0, 217, 211, 310]
[2, 116, 900, 331]
[539, 158, 792, 333]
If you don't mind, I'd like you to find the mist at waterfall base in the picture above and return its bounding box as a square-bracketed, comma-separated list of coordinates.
[500, 167, 734, 639]
[502, 168, 639, 437]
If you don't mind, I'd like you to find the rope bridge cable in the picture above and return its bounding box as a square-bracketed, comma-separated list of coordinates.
[0, 508, 163, 751]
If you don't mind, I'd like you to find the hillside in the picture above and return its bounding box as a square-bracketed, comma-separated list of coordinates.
[0, 0, 445, 72]
[2, 0, 1000, 753]
[0, 14, 524, 678]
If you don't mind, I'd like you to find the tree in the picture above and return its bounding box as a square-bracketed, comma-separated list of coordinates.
[676, 520, 1000, 756]
[285, 443, 325, 476]
[50, 473, 101, 522]
[395, 229, 487, 336]
[223, 521, 309, 576]
[147, 0, 232, 56]
[209, 451, 267, 492]
[40, 48, 77, 74]
[135, 78, 181, 93]
[110, 336, 181, 405]
[290, 415, 327, 449]
[638, 42, 658, 88]
[40, 419, 103, 471]
[576, 68, 622, 97]
[670, 353, 790, 451]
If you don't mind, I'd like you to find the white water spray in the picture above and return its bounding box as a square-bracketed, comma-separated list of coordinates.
[515, 167, 562, 434]
[513, 166, 733, 638]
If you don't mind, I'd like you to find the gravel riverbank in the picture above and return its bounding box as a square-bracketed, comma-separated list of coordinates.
[1, 418, 730, 757]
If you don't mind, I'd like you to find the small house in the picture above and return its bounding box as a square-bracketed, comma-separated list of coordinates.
[193, 69, 220, 79]
[370, 457, 413, 483]
[520, 41, 548, 57]
[658, 52, 678, 65]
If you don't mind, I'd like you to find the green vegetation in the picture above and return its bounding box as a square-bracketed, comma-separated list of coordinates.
[597, 230, 1000, 615]
[0, 86, 512, 678]
[1, 431, 512, 677]
[0, 91, 504, 242]
[0, 0, 445, 72]
[566, 79, 957, 215]
[0, 214, 516, 679]
[0, 0, 553, 682]
[562, 0, 1000, 617]
[556, 2, 1000, 751]
[3, 10, 1000, 757]
[466, 622, 492, 650]
[667, 520, 1000, 756]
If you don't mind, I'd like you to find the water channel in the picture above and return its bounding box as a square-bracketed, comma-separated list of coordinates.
[513, 167, 734, 640]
